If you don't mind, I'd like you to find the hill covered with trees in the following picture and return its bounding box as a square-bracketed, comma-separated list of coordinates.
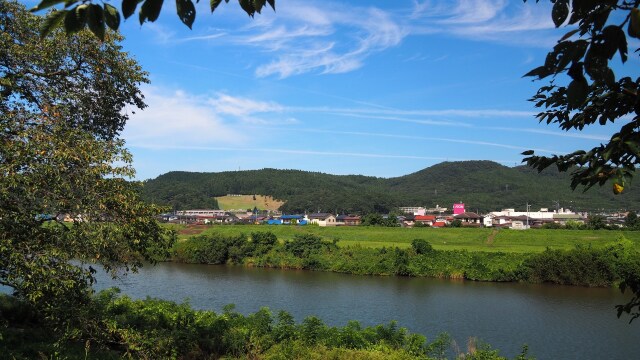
[141, 161, 640, 213]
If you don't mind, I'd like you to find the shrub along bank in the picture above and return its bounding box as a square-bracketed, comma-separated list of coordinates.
[1, 290, 531, 360]
[171, 232, 640, 287]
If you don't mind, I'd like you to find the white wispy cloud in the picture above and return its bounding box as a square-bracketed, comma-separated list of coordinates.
[140, 22, 177, 44]
[129, 144, 515, 163]
[409, 0, 558, 47]
[175, 0, 407, 78]
[251, 3, 407, 78]
[323, 112, 470, 128]
[180, 32, 227, 42]
[208, 93, 284, 117]
[440, 0, 508, 25]
[326, 108, 535, 118]
[488, 127, 610, 141]
[202, 93, 534, 128]
[157, 0, 562, 78]
[259, 127, 561, 154]
[123, 87, 248, 147]
[125, 0, 569, 81]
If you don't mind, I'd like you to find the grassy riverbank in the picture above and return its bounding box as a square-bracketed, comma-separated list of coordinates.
[173, 224, 640, 253]
[1, 291, 530, 360]
[169, 228, 640, 287]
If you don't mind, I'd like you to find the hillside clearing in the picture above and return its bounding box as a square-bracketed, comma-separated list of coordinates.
[215, 195, 284, 211]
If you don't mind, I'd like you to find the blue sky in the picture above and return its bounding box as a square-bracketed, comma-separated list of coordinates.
[30, 0, 639, 180]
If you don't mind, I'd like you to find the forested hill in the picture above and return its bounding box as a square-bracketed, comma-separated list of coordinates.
[141, 161, 640, 213]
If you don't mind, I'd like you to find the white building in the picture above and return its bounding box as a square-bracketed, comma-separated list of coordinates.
[176, 209, 226, 217]
[489, 208, 574, 219]
[399, 207, 426, 216]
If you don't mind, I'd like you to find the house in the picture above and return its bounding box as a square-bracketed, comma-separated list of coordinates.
[336, 215, 361, 226]
[215, 212, 239, 224]
[414, 215, 436, 226]
[454, 212, 482, 226]
[489, 215, 531, 229]
[307, 213, 337, 227]
[432, 221, 447, 228]
[176, 214, 198, 224]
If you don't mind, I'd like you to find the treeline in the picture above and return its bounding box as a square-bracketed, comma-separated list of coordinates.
[170, 232, 640, 288]
[140, 161, 640, 213]
[1, 290, 530, 359]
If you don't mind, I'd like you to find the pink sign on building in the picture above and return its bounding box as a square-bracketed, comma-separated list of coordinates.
[453, 203, 465, 215]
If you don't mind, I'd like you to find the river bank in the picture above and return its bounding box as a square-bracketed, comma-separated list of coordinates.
[168, 230, 640, 289]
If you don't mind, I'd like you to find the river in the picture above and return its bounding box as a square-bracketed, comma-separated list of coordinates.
[86, 262, 640, 359]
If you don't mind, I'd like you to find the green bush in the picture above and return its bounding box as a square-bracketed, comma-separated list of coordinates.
[517, 243, 637, 286]
[411, 239, 434, 255]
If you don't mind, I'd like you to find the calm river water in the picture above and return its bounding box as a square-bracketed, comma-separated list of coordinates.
[87, 262, 640, 360]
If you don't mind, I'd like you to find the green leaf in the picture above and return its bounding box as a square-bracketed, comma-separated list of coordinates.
[601, 25, 627, 62]
[122, 0, 139, 19]
[521, 150, 535, 156]
[624, 140, 640, 155]
[566, 79, 589, 110]
[103, 4, 120, 30]
[87, 4, 105, 41]
[551, 0, 569, 27]
[40, 9, 67, 38]
[31, 0, 66, 13]
[267, 0, 274, 11]
[584, 48, 608, 82]
[210, 0, 222, 12]
[559, 29, 580, 42]
[603, 67, 615, 88]
[176, 0, 196, 29]
[239, 0, 255, 17]
[139, 0, 164, 24]
[253, 0, 266, 13]
[523, 66, 551, 79]
[63, 5, 88, 34]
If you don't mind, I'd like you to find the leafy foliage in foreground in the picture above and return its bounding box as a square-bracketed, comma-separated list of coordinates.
[31, 0, 275, 40]
[1, 1, 174, 329]
[522, 1, 640, 192]
[0, 290, 531, 360]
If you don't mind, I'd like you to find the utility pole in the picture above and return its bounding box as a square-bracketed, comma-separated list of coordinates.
[526, 202, 531, 229]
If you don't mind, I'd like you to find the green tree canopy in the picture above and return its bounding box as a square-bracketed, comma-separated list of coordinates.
[625, 210, 639, 228]
[522, 0, 640, 194]
[0, 0, 173, 327]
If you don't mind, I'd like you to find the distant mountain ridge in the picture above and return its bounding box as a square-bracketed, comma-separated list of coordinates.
[141, 161, 640, 213]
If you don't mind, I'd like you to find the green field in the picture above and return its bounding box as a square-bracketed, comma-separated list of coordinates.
[173, 224, 640, 253]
